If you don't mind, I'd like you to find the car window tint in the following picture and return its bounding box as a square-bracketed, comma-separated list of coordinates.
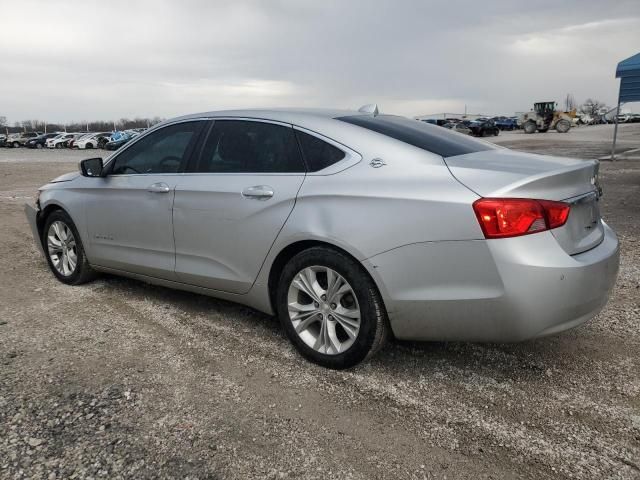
[111, 121, 204, 175]
[337, 114, 497, 158]
[195, 120, 304, 173]
[295, 130, 346, 172]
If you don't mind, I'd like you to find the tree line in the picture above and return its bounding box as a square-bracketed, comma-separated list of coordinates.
[0, 116, 164, 134]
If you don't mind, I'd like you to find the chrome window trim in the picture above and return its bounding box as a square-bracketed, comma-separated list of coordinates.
[105, 116, 361, 177]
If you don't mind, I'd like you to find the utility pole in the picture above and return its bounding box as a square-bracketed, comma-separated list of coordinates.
[610, 98, 622, 161]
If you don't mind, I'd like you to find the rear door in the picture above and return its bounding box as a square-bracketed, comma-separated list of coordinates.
[173, 119, 306, 293]
[86, 120, 206, 278]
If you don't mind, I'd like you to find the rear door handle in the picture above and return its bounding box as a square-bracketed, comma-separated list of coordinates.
[241, 185, 274, 200]
[147, 182, 170, 193]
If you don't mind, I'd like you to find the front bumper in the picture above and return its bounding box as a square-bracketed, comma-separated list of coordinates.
[24, 203, 45, 257]
[365, 222, 620, 342]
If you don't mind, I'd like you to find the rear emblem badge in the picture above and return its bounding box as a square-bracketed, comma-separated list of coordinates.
[370, 158, 386, 168]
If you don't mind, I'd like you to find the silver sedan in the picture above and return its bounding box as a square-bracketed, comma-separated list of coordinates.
[25, 107, 620, 368]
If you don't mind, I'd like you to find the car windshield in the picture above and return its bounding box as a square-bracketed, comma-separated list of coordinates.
[337, 115, 497, 158]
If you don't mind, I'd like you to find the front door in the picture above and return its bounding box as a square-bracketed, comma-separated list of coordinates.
[173, 119, 306, 293]
[86, 120, 205, 279]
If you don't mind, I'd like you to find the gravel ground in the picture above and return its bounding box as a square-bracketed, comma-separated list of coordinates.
[1, 126, 639, 479]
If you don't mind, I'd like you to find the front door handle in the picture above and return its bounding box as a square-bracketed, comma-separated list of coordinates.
[241, 185, 274, 200]
[147, 182, 170, 193]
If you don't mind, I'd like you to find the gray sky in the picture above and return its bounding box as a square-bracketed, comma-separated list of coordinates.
[1, 0, 639, 124]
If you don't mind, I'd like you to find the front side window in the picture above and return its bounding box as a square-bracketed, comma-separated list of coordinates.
[111, 121, 204, 175]
[195, 120, 304, 173]
[337, 114, 498, 158]
[295, 130, 345, 172]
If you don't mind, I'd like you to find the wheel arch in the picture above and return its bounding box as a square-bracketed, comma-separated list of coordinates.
[36, 202, 75, 244]
[266, 239, 390, 323]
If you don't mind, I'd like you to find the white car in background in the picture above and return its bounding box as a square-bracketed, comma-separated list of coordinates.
[47, 133, 77, 149]
[75, 132, 110, 150]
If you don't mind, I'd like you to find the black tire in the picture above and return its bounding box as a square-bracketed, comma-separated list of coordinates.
[276, 246, 389, 369]
[12, 141, 20, 148]
[85, 143, 93, 149]
[493, 128, 499, 136]
[42, 210, 96, 285]
[523, 121, 537, 134]
[556, 119, 571, 133]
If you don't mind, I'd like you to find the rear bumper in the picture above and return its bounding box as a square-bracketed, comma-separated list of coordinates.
[365, 222, 619, 342]
[24, 203, 45, 257]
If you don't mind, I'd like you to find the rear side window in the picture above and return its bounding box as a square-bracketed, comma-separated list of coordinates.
[295, 130, 346, 172]
[337, 115, 497, 158]
[195, 120, 304, 173]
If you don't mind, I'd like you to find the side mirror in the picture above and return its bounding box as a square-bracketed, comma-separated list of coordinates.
[79, 157, 104, 177]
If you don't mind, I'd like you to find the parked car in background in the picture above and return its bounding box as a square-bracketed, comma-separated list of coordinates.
[420, 119, 448, 127]
[452, 120, 473, 135]
[97, 134, 113, 149]
[25, 133, 63, 149]
[25, 108, 619, 368]
[7, 131, 41, 148]
[75, 132, 111, 149]
[47, 133, 77, 149]
[470, 119, 500, 137]
[66, 133, 89, 149]
[492, 116, 518, 131]
[0, 134, 6, 147]
[104, 131, 140, 151]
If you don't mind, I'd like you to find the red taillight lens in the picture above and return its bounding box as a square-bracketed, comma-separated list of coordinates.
[473, 198, 570, 239]
[538, 200, 570, 229]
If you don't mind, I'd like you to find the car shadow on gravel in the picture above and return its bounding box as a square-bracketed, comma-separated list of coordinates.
[94, 272, 594, 380]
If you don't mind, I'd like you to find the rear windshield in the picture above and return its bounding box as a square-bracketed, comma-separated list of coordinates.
[337, 114, 498, 158]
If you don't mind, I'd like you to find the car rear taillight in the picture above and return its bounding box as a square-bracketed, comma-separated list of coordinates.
[473, 198, 570, 239]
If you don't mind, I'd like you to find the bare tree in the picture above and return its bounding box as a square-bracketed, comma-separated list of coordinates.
[580, 98, 608, 116]
[564, 93, 576, 112]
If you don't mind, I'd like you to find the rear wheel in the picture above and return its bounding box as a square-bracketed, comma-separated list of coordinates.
[556, 119, 571, 133]
[523, 121, 537, 134]
[277, 247, 389, 369]
[12, 141, 20, 148]
[43, 210, 96, 285]
[36, 143, 43, 149]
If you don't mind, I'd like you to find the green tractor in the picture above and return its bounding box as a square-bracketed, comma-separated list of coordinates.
[520, 101, 573, 134]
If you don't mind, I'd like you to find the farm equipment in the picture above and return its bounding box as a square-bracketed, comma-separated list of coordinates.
[520, 101, 573, 134]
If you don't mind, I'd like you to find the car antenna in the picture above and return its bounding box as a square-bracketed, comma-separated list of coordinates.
[358, 104, 379, 116]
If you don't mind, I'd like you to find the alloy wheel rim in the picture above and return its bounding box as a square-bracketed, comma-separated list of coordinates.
[287, 266, 361, 355]
[47, 221, 78, 276]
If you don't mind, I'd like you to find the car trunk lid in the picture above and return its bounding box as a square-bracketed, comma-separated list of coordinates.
[445, 149, 603, 255]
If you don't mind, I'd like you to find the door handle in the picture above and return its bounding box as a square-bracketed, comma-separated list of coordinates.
[241, 185, 274, 200]
[147, 182, 170, 193]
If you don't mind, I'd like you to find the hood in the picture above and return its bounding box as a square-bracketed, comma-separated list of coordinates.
[50, 171, 80, 183]
[443, 149, 597, 201]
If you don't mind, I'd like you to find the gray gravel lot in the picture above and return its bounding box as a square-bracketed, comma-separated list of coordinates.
[1, 125, 639, 479]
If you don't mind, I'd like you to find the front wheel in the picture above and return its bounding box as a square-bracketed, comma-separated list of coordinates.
[277, 247, 389, 369]
[556, 119, 571, 133]
[523, 121, 537, 134]
[42, 210, 96, 285]
[12, 141, 20, 148]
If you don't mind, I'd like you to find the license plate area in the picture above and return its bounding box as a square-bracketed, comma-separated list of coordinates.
[551, 192, 604, 255]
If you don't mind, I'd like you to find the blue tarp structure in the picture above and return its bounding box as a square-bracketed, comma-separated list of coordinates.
[611, 52, 640, 159]
[616, 52, 640, 103]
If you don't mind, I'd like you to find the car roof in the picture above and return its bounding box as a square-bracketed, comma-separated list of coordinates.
[172, 108, 363, 125]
